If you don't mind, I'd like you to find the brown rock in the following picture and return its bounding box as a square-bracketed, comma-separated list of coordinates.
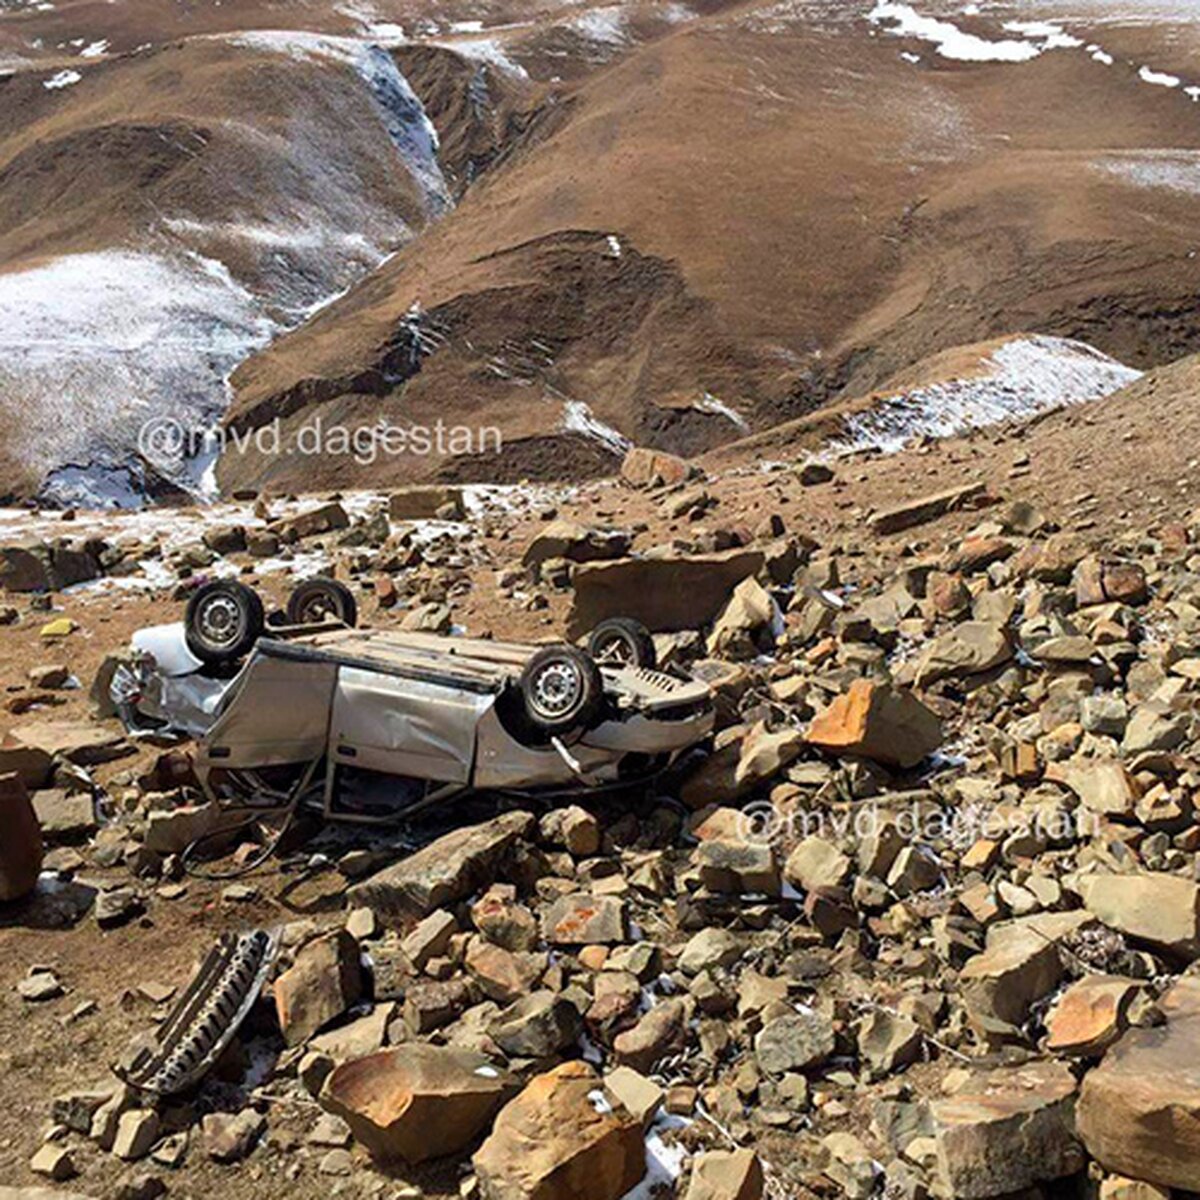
[523, 522, 630, 568]
[1075, 556, 1149, 607]
[565, 549, 766, 638]
[1045, 975, 1139, 1057]
[1078, 873, 1200, 960]
[867, 483, 987, 535]
[388, 486, 465, 521]
[685, 1149, 765, 1200]
[960, 911, 1093, 1040]
[543, 894, 627, 945]
[0, 773, 43, 902]
[1077, 978, 1200, 1191]
[620, 447, 694, 488]
[350, 812, 534, 921]
[320, 1044, 515, 1164]
[473, 1061, 645, 1200]
[612, 999, 687, 1072]
[806, 681, 942, 768]
[931, 1061, 1083, 1199]
[274, 931, 363, 1047]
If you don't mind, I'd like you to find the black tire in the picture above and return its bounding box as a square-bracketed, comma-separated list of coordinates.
[286, 578, 358, 627]
[519, 645, 604, 736]
[587, 617, 657, 668]
[185, 580, 265, 666]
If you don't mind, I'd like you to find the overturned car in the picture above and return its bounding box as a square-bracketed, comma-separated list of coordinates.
[114, 579, 714, 822]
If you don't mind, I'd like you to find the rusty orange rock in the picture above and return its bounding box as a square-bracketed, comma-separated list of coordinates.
[806, 680, 942, 769]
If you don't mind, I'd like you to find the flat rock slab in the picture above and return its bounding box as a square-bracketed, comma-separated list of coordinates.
[565, 548, 765, 638]
[1078, 978, 1200, 1191]
[1078, 872, 1200, 960]
[867, 483, 987, 535]
[931, 1061, 1083, 1199]
[7, 719, 129, 766]
[350, 812, 534, 922]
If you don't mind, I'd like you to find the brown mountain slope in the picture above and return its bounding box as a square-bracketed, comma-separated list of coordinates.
[218, 2, 1200, 493]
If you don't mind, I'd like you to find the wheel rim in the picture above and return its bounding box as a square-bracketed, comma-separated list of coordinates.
[299, 593, 336, 622]
[530, 660, 583, 721]
[593, 634, 634, 665]
[198, 595, 244, 647]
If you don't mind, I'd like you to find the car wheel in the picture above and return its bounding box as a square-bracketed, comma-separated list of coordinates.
[286, 578, 358, 627]
[519, 645, 604, 736]
[587, 617, 657, 668]
[185, 580, 265, 666]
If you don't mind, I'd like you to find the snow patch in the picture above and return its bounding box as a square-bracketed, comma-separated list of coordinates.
[79, 39, 108, 58]
[621, 1114, 691, 1200]
[560, 400, 632, 455]
[868, 3, 1042, 62]
[569, 6, 628, 45]
[1096, 151, 1200, 195]
[1139, 65, 1181, 88]
[828, 336, 1142, 457]
[226, 31, 451, 214]
[0, 250, 277, 499]
[440, 35, 530, 80]
[695, 393, 751, 432]
[43, 69, 81, 89]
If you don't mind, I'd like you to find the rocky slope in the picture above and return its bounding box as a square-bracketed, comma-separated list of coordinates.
[3, 361, 1200, 1197]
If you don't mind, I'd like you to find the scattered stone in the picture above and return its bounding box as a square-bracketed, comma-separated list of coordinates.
[201, 1109, 265, 1163]
[320, 1045, 516, 1164]
[685, 1149, 765, 1200]
[473, 1061, 645, 1200]
[274, 930, 363, 1046]
[114, 1110, 160, 1162]
[806, 681, 942, 768]
[1077, 978, 1200, 1191]
[931, 1061, 1083, 1198]
[755, 1010, 836, 1075]
[543, 894, 628, 945]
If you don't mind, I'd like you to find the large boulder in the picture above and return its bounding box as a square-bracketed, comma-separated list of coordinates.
[473, 1061, 645, 1200]
[565, 549, 766, 638]
[1077, 873, 1200, 960]
[1077, 978, 1200, 1190]
[806, 681, 942, 768]
[350, 812, 534, 922]
[931, 1061, 1084, 1198]
[320, 1045, 516, 1164]
[0, 542, 101, 593]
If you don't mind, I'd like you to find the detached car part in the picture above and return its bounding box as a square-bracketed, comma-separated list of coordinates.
[117, 928, 280, 1098]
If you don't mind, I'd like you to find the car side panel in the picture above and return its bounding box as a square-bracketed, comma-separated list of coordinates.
[329, 666, 487, 784]
[196, 654, 338, 770]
